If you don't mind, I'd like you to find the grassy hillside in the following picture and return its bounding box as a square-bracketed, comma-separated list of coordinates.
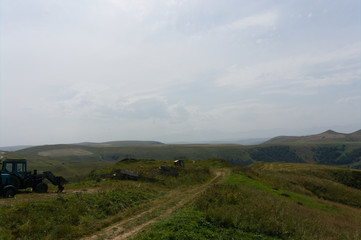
[12, 144, 254, 180]
[17, 142, 361, 166]
[1, 159, 361, 239]
[0, 159, 226, 239]
[2, 140, 360, 184]
[135, 162, 361, 240]
[266, 129, 361, 144]
[1, 133, 360, 239]
[17, 143, 253, 162]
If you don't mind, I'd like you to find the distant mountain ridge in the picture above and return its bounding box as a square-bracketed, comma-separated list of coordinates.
[265, 129, 361, 143]
[0, 141, 163, 152]
[0, 145, 33, 152]
[75, 140, 164, 147]
[171, 138, 269, 145]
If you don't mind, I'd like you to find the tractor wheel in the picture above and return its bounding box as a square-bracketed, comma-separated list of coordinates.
[35, 182, 48, 193]
[3, 185, 16, 198]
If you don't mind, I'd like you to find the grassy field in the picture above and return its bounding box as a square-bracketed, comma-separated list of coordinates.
[134, 162, 361, 240]
[1, 140, 361, 239]
[1, 159, 361, 239]
[0, 159, 228, 239]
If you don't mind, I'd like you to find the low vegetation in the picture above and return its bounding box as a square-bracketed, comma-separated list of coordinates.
[134, 162, 361, 240]
[1, 149, 361, 239]
[249, 162, 361, 208]
[0, 159, 222, 239]
[0, 185, 158, 239]
[132, 207, 279, 240]
[248, 145, 304, 163]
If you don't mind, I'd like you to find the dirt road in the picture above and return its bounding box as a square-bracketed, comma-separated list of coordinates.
[81, 169, 228, 240]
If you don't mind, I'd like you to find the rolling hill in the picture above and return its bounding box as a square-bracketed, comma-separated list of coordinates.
[5, 142, 360, 181]
[1, 130, 360, 182]
[265, 129, 361, 143]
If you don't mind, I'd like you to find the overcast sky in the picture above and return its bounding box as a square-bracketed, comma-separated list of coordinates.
[1, 0, 360, 146]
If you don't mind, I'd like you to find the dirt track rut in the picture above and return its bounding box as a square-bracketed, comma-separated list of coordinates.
[82, 169, 228, 240]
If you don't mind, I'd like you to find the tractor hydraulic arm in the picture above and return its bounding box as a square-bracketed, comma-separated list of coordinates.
[42, 171, 68, 193]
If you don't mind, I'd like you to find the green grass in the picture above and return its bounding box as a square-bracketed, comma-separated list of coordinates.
[132, 207, 280, 240]
[194, 184, 361, 239]
[223, 172, 337, 213]
[248, 162, 361, 208]
[0, 159, 218, 239]
[0, 184, 159, 239]
[2, 158, 361, 239]
[134, 162, 361, 240]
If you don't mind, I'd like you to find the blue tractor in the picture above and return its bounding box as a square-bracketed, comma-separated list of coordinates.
[0, 172, 17, 198]
[0, 159, 68, 198]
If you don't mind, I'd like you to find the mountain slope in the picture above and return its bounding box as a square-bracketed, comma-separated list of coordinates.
[265, 129, 361, 143]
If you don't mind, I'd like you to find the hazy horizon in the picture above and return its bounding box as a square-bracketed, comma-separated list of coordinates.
[1, 0, 360, 146]
[0, 125, 359, 147]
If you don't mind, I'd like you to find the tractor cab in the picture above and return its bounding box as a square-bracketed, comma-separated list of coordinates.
[1, 159, 28, 178]
[2, 159, 27, 173]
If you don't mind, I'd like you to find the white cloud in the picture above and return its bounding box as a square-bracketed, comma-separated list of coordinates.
[336, 96, 361, 105]
[223, 11, 278, 31]
[217, 43, 360, 93]
[48, 81, 196, 125]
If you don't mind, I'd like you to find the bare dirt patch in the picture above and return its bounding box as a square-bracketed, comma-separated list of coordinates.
[38, 148, 94, 157]
[269, 163, 274, 170]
